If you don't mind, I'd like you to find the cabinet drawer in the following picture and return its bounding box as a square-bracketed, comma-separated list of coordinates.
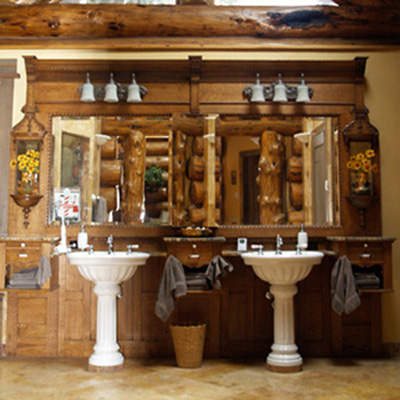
[5, 249, 42, 279]
[6, 248, 42, 264]
[346, 243, 384, 264]
[172, 242, 215, 268]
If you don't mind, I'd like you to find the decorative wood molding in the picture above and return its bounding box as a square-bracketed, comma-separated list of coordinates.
[0, 4, 398, 50]
[342, 107, 379, 148]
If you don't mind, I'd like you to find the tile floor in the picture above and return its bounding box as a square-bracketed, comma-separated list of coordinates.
[0, 357, 399, 400]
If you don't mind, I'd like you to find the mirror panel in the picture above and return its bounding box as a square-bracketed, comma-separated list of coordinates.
[50, 114, 340, 227]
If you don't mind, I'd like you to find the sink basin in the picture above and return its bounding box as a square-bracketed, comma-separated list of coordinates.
[68, 251, 149, 283]
[67, 250, 149, 371]
[241, 250, 324, 373]
[241, 250, 324, 285]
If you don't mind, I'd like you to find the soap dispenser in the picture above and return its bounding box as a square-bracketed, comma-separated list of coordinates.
[297, 224, 308, 250]
[78, 225, 88, 250]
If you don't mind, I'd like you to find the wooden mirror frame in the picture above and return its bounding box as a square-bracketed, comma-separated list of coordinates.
[7, 55, 382, 239]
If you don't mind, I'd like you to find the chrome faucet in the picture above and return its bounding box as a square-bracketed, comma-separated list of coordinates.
[251, 244, 264, 255]
[276, 234, 283, 255]
[107, 234, 114, 254]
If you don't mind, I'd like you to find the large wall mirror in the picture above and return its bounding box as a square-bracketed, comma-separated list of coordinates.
[50, 113, 340, 228]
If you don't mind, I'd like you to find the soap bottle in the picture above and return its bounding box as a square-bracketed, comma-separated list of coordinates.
[78, 225, 88, 250]
[297, 224, 308, 250]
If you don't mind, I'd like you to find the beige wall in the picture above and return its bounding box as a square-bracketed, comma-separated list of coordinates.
[1, 49, 399, 342]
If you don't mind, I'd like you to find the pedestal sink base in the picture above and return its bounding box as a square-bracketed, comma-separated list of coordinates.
[267, 363, 302, 373]
[266, 283, 304, 372]
[67, 251, 149, 373]
[241, 250, 324, 374]
[88, 363, 124, 373]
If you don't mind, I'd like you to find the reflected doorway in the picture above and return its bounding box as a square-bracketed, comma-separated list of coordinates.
[241, 150, 260, 225]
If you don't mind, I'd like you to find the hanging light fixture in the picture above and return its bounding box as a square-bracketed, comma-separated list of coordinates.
[104, 73, 119, 103]
[250, 73, 265, 103]
[78, 72, 148, 103]
[244, 73, 313, 104]
[296, 74, 312, 103]
[80, 73, 95, 102]
[272, 74, 288, 102]
[127, 73, 142, 103]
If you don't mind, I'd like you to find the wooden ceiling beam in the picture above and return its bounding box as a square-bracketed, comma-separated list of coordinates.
[0, 4, 398, 49]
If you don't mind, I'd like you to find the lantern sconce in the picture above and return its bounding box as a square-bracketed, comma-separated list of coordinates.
[79, 72, 148, 103]
[243, 73, 313, 103]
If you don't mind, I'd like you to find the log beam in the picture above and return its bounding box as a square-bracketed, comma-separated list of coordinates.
[0, 4, 398, 48]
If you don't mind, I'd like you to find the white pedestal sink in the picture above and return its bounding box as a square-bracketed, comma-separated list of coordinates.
[241, 250, 324, 373]
[67, 251, 149, 371]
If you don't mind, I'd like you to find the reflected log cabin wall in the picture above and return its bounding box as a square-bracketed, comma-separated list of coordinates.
[3, 55, 386, 359]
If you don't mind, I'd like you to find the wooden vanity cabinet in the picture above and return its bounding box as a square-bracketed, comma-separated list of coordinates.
[163, 237, 226, 358]
[0, 237, 58, 290]
[327, 237, 394, 292]
[0, 237, 59, 357]
[328, 237, 394, 357]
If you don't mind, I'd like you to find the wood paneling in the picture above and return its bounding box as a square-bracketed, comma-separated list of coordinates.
[6, 289, 58, 357]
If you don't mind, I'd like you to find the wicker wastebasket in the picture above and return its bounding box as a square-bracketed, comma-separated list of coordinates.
[170, 323, 207, 368]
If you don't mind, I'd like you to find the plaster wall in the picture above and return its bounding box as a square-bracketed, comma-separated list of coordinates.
[0, 49, 399, 343]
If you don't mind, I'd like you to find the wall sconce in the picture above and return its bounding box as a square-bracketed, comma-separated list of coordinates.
[243, 73, 313, 103]
[79, 73, 148, 103]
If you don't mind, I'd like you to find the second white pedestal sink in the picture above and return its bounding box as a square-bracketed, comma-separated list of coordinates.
[67, 250, 149, 371]
[241, 250, 324, 373]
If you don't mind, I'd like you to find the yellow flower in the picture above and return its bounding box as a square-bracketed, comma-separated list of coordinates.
[346, 161, 354, 169]
[350, 156, 357, 162]
[356, 152, 365, 161]
[352, 161, 362, 170]
[365, 149, 375, 158]
[362, 159, 371, 168]
[10, 159, 17, 169]
[363, 163, 372, 173]
[18, 161, 27, 171]
[27, 165, 35, 173]
[372, 163, 379, 173]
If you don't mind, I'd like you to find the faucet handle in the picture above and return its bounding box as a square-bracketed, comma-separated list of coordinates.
[88, 244, 94, 254]
[127, 244, 139, 254]
[251, 244, 264, 254]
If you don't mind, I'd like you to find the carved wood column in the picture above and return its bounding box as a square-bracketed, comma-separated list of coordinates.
[204, 114, 218, 227]
[257, 130, 285, 225]
[173, 130, 187, 226]
[122, 130, 145, 224]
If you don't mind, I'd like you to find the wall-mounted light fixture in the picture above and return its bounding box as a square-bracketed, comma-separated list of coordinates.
[79, 73, 148, 103]
[243, 73, 313, 103]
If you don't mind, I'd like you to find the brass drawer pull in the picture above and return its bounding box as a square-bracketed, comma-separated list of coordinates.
[189, 254, 200, 259]
[360, 253, 371, 259]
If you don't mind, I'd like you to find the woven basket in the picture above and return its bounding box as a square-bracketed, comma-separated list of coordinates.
[170, 323, 207, 368]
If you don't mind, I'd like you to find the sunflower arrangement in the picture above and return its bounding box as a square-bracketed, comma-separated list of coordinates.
[10, 150, 40, 174]
[10, 150, 40, 194]
[346, 149, 378, 174]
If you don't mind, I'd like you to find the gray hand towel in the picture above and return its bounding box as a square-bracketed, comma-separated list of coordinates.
[155, 255, 187, 322]
[331, 255, 361, 315]
[37, 255, 52, 287]
[205, 255, 233, 290]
